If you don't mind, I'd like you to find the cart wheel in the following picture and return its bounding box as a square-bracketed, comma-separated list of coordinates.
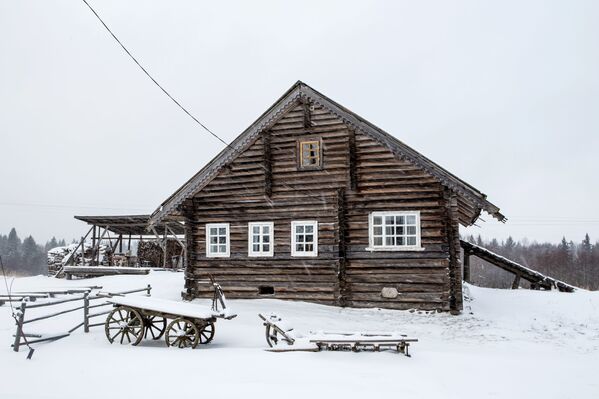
[265, 325, 279, 347]
[198, 322, 215, 344]
[104, 306, 144, 346]
[165, 318, 199, 349]
[144, 315, 167, 340]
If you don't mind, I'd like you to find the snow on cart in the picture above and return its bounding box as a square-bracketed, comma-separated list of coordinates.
[105, 282, 235, 348]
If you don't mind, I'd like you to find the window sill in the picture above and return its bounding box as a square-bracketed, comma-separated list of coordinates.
[206, 254, 230, 258]
[291, 253, 318, 257]
[365, 246, 425, 252]
[248, 254, 274, 258]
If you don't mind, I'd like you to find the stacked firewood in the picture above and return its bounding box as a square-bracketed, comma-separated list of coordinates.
[137, 239, 183, 268]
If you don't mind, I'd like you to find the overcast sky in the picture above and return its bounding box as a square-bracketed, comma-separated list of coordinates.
[1, 0, 598, 244]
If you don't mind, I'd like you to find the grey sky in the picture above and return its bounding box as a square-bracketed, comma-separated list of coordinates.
[1, 0, 598, 244]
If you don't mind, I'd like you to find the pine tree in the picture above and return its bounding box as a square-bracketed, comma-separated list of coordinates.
[45, 236, 59, 252]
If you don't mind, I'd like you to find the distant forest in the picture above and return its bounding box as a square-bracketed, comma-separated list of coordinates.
[0, 227, 598, 291]
[0, 228, 65, 276]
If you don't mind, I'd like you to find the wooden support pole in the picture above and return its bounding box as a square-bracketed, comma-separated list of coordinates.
[79, 236, 85, 266]
[118, 234, 123, 253]
[511, 274, 521, 290]
[463, 249, 471, 283]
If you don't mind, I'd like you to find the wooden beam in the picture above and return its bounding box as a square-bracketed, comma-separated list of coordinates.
[303, 100, 312, 129]
[348, 127, 358, 191]
[336, 188, 348, 307]
[262, 130, 272, 198]
[511, 274, 521, 289]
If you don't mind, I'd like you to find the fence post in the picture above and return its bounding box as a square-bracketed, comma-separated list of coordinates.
[146, 284, 152, 296]
[13, 301, 27, 352]
[83, 292, 90, 333]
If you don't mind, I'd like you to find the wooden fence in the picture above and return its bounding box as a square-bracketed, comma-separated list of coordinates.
[12, 285, 152, 352]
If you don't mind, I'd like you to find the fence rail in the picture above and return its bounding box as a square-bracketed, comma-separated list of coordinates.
[11, 285, 152, 352]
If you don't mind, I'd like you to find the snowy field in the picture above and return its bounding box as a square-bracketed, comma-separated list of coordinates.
[1, 271, 598, 399]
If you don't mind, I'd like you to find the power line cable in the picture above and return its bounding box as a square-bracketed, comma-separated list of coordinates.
[80, 0, 229, 148]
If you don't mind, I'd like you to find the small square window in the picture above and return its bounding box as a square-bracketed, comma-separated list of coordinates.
[298, 139, 322, 169]
[291, 221, 318, 256]
[248, 222, 274, 257]
[206, 223, 230, 258]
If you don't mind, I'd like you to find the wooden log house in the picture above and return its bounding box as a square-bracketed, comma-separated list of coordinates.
[149, 81, 505, 312]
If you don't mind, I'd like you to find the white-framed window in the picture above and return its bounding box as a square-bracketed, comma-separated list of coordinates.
[291, 220, 318, 257]
[248, 222, 274, 257]
[368, 211, 423, 251]
[206, 223, 230, 257]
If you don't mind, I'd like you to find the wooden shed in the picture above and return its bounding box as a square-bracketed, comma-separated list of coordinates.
[149, 81, 504, 312]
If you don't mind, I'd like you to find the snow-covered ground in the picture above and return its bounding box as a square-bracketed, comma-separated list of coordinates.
[1, 271, 598, 399]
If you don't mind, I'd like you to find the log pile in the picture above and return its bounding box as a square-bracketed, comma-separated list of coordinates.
[137, 240, 183, 268]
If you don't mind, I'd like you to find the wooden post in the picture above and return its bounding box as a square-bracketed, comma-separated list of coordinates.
[348, 128, 357, 191]
[262, 131, 272, 198]
[463, 249, 471, 283]
[80, 236, 85, 266]
[511, 274, 521, 290]
[336, 188, 348, 307]
[13, 301, 26, 352]
[83, 292, 90, 333]
[118, 234, 123, 253]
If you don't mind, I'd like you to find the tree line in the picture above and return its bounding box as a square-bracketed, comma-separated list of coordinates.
[0, 228, 66, 276]
[463, 233, 599, 290]
[1, 226, 598, 291]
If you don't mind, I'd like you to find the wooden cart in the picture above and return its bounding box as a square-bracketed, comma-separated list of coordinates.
[104, 283, 235, 349]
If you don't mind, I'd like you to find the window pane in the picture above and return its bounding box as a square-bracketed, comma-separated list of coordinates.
[374, 237, 383, 246]
[252, 244, 260, 252]
[397, 226, 404, 235]
[263, 235, 270, 243]
[397, 216, 405, 225]
[218, 227, 226, 235]
[397, 237, 405, 246]
[296, 235, 304, 243]
[218, 245, 226, 253]
[373, 226, 382, 235]
[210, 228, 218, 235]
[407, 226, 416, 235]
[210, 237, 218, 244]
[385, 216, 394, 225]
[253, 226, 260, 234]
[263, 244, 270, 252]
[305, 234, 313, 243]
[296, 244, 303, 251]
[296, 225, 304, 234]
[385, 226, 395, 235]
[263, 226, 270, 234]
[305, 244, 313, 252]
[219, 236, 226, 244]
[305, 225, 313, 233]
[385, 236, 395, 246]
[210, 245, 218, 253]
[407, 215, 416, 224]
[407, 237, 416, 246]
[252, 235, 260, 243]
[373, 216, 382, 225]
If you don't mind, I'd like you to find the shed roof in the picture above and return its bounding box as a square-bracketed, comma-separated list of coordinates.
[74, 214, 185, 236]
[149, 81, 505, 227]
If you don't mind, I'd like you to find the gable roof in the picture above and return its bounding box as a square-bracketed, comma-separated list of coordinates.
[149, 81, 505, 227]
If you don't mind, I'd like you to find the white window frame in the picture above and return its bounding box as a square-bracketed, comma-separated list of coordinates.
[367, 211, 424, 251]
[248, 222, 274, 257]
[291, 220, 318, 257]
[205, 223, 230, 258]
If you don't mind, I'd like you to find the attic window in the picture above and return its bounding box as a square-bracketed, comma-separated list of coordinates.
[298, 139, 321, 169]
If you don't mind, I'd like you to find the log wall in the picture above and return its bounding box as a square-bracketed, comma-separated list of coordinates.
[183, 102, 461, 311]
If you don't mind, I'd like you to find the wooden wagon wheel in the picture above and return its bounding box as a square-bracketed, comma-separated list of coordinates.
[265, 325, 279, 347]
[144, 315, 167, 340]
[165, 318, 199, 349]
[104, 306, 144, 346]
[198, 322, 215, 344]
